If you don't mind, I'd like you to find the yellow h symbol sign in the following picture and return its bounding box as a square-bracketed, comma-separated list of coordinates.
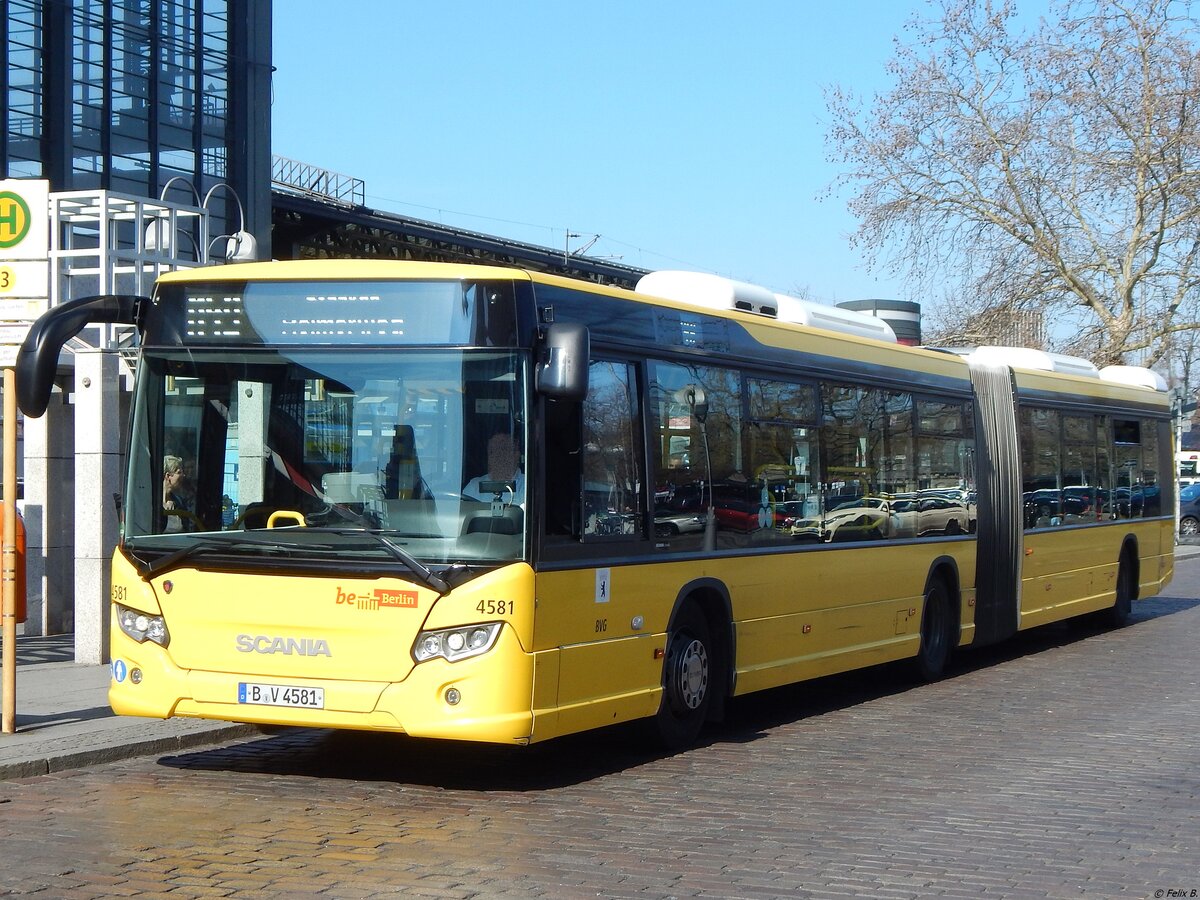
[0, 193, 32, 249]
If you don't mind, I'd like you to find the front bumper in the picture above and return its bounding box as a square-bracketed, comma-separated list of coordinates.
[109, 623, 536, 744]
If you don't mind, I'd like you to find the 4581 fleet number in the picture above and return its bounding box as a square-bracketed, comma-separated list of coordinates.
[475, 599, 514, 616]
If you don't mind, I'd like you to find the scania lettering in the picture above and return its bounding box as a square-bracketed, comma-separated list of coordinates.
[236, 635, 332, 656]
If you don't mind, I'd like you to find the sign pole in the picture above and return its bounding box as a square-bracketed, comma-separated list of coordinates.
[0, 178, 51, 733]
[2, 366, 16, 733]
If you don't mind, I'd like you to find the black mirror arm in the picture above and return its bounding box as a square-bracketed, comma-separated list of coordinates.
[16, 294, 145, 418]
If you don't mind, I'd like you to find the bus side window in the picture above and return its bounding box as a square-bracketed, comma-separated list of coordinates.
[1113, 417, 1142, 519]
[1096, 417, 1114, 520]
[581, 361, 644, 539]
[543, 360, 645, 541]
[1140, 418, 1161, 517]
[650, 361, 742, 550]
[1021, 406, 1062, 529]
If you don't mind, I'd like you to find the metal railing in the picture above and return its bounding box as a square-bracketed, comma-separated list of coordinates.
[272, 155, 365, 207]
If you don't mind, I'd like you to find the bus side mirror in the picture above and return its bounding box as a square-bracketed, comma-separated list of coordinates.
[16, 294, 144, 418]
[536, 323, 589, 401]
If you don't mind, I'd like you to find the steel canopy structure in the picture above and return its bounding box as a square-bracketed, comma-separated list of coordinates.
[270, 189, 648, 290]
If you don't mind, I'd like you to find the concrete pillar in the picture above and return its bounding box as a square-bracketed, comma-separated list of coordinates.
[238, 380, 268, 506]
[22, 412, 48, 636]
[22, 389, 75, 635]
[74, 350, 120, 664]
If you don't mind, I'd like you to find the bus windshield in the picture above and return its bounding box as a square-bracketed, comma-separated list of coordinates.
[123, 347, 528, 567]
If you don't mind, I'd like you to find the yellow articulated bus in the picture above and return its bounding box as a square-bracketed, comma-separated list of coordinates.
[17, 261, 1173, 748]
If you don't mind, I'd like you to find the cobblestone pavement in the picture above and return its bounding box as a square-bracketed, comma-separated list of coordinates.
[1, 564, 1198, 899]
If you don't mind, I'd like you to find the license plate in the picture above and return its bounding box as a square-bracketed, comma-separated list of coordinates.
[238, 682, 324, 709]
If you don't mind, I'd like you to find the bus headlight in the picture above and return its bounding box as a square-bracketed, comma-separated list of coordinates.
[412, 623, 501, 663]
[116, 604, 170, 647]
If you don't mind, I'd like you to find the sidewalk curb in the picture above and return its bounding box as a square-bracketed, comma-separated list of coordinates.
[0, 723, 257, 782]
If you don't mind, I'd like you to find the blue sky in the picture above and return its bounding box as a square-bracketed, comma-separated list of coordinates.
[271, 2, 928, 304]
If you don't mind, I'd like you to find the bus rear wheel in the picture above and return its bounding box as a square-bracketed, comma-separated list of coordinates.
[1102, 549, 1136, 627]
[912, 579, 954, 681]
[655, 605, 713, 749]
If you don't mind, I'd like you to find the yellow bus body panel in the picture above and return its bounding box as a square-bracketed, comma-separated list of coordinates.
[1019, 519, 1174, 629]
[528, 540, 978, 741]
[110, 536, 984, 745]
[108, 554, 540, 744]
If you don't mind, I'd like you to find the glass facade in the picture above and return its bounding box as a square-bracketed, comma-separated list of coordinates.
[4, 0, 44, 177]
[2, 1, 269, 239]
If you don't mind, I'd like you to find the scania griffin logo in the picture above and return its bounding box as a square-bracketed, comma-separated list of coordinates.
[236, 634, 331, 656]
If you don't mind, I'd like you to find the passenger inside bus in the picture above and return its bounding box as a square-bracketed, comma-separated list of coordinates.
[162, 454, 194, 532]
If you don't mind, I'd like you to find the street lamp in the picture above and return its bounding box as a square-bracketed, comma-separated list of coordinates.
[203, 183, 258, 262]
[160, 175, 201, 204]
[144, 176, 203, 260]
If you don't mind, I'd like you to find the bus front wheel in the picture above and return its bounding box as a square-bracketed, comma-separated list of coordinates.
[655, 605, 713, 749]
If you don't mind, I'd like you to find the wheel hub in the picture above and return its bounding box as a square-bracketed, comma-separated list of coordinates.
[676, 638, 708, 710]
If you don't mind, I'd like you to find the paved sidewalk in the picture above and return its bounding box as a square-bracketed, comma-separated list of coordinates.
[0, 634, 254, 781]
[3, 542, 1199, 782]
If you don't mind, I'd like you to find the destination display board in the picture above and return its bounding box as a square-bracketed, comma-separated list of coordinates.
[144, 279, 518, 347]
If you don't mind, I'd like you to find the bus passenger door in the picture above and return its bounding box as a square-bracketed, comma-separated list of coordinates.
[537, 360, 661, 737]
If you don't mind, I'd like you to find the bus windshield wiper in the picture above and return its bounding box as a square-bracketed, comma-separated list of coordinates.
[132, 536, 304, 580]
[329, 528, 450, 595]
[134, 539, 243, 580]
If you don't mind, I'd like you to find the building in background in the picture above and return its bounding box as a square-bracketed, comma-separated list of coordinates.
[1, 0, 271, 650]
[3, 0, 271, 245]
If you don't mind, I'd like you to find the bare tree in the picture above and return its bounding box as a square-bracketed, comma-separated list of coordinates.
[1165, 324, 1200, 397]
[827, 0, 1200, 366]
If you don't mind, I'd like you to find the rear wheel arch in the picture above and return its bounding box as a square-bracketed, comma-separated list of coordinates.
[1108, 536, 1139, 626]
[924, 556, 963, 631]
[913, 558, 962, 681]
[1119, 536, 1140, 592]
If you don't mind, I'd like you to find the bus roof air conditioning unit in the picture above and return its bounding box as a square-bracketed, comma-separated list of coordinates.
[635, 271, 779, 317]
[634, 271, 897, 342]
[967, 346, 1100, 378]
[1098, 365, 1168, 391]
[772, 294, 897, 343]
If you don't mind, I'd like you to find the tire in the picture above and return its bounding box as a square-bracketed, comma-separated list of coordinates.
[655, 605, 714, 749]
[1181, 516, 1199, 536]
[1103, 549, 1136, 627]
[912, 578, 955, 681]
